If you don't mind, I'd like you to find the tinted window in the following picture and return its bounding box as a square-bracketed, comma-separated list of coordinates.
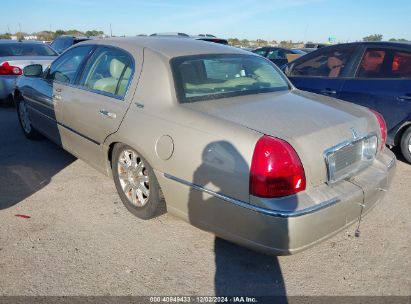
[51, 37, 73, 53]
[290, 47, 355, 77]
[48, 46, 93, 83]
[267, 49, 287, 60]
[391, 50, 411, 78]
[79, 47, 133, 98]
[0, 43, 57, 57]
[356, 48, 411, 79]
[172, 54, 290, 103]
[252, 48, 267, 57]
[356, 49, 386, 78]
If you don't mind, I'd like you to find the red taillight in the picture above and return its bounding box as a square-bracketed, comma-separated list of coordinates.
[250, 135, 306, 198]
[370, 109, 387, 151]
[0, 62, 22, 76]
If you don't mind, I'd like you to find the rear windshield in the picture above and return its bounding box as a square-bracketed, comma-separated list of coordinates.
[0, 43, 57, 57]
[171, 54, 290, 103]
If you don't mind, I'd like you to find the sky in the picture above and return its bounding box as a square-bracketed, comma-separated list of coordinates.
[1, 0, 410, 42]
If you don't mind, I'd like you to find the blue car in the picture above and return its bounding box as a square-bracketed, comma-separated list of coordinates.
[283, 41, 411, 163]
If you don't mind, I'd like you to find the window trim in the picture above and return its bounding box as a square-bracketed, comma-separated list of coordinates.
[73, 44, 136, 101]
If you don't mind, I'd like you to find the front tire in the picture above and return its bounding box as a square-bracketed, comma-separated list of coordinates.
[16, 98, 41, 139]
[400, 126, 411, 164]
[112, 144, 163, 219]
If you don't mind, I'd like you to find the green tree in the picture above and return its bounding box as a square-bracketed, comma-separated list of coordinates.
[0, 33, 12, 39]
[228, 38, 241, 46]
[363, 34, 383, 42]
[389, 38, 408, 42]
[85, 30, 104, 37]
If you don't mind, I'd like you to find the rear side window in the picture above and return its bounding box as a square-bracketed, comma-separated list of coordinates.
[391, 51, 411, 78]
[48, 45, 93, 83]
[0, 43, 57, 57]
[290, 47, 355, 77]
[79, 47, 134, 98]
[356, 48, 411, 79]
[356, 49, 386, 78]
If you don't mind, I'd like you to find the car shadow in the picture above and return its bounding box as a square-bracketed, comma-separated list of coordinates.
[188, 140, 297, 300]
[0, 107, 75, 210]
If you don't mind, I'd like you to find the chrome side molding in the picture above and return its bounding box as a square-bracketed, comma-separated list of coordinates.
[164, 173, 340, 218]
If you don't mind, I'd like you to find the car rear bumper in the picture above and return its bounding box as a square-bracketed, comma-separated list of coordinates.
[0, 76, 17, 100]
[159, 148, 396, 255]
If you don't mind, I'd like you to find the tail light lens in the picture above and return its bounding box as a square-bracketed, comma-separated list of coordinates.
[370, 109, 387, 151]
[0, 62, 22, 76]
[250, 135, 306, 198]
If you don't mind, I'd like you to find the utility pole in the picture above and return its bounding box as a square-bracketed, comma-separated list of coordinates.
[110, 23, 113, 37]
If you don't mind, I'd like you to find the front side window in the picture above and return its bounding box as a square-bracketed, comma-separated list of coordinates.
[290, 47, 355, 78]
[252, 48, 267, 57]
[171, 54, 290, 103]
[79, 47, 133, 98]
[48, 45, 93, 83]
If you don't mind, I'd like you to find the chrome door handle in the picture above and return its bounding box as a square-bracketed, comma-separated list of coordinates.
[55, 88, 62, 93]
[52, 94, 61, 100]
[99, 109, 116, 119]
[321, 89, 337, 95]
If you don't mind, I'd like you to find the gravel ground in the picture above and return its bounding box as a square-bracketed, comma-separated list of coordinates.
[0, 106, 410, 296]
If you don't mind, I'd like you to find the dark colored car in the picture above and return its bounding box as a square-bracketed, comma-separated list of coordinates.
[282, 41, 411, 163]
[252, 47, 306, 66]
[50, 36, 91, 54]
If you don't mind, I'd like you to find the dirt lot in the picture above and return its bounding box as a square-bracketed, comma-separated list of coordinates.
[0, 106, 410, 296]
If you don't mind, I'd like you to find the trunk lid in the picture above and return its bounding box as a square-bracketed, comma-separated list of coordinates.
[0, 56, 56, 70]
[183, 89, 380, 187]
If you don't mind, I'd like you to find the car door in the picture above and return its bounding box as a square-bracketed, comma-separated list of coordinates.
[58, 45, 142, 172]
[24, 45, 94, 145]
[286, 45, 358, 98]
[339, 46, 411, 144]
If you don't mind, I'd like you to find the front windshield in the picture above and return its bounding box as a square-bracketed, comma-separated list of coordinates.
[171, 54, 290, 103]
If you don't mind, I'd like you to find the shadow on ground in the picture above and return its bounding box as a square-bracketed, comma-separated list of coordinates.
[0, 106, 75, 210]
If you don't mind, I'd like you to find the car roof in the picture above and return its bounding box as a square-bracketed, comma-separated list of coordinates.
[319, 41, 411, 49]
[81, 36, 250, 58]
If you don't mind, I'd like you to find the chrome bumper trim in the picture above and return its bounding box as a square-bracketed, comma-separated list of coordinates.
[387, 156, 396, 169]
[164, 173, 340, 218]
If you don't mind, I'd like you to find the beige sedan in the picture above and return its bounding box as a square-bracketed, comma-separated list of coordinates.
[14, 37, 395, 255]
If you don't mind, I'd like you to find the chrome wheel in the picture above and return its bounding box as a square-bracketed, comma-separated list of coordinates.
[408, 137, 411, 154]
[18, 99, 31, 133]
[117, 149, 150, 207]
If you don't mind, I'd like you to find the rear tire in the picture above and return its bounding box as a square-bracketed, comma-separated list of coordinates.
[16, 97, 41, 140]
[400, 126, 411, 164]
[112, 144, 163, 219]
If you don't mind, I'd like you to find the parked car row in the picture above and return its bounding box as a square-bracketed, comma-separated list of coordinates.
[282, 41, 411, 163]
[0, 40, 57, 102]
[12, 36, 396, 255]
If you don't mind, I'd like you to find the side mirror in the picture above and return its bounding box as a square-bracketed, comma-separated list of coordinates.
[23, 64, 43, 77]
